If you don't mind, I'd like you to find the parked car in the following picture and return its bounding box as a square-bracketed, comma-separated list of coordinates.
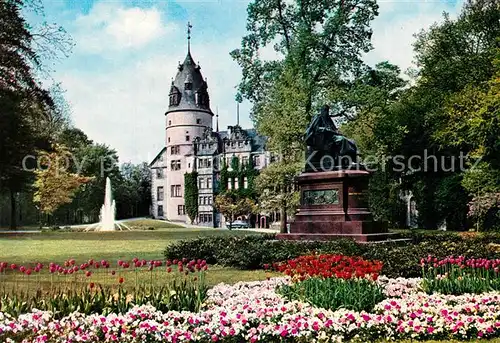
[227, 220, 249, 229]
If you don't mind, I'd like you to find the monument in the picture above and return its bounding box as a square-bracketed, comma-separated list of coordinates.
[277, 105, 394, 242]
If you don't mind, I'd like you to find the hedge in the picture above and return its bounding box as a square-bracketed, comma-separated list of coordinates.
[164, 232, 500, 278]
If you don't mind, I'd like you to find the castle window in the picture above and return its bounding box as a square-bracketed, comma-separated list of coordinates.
[186, 135, 190, 141]
[235, 178, 239, 189]
[199, 178, 206, 189]
[157, 205, 163, 217]
[253, 156, 261, 167]
[171, 185, 181, 197]
[207, 177, 212, 188]
[171, 145, 180, 155]
[227, 178, 232, 190]
[171, 160, 181, 171]
[168, 120, 172, 126]
[208, 196, 212, 205]
[178, 205, 185, 215]
[168, 137, 171, 143]
[202, 144, 206, 149]
[169, 91, 181, 106]
[156, 168, 164, 179]
[238, 142, 243, 148]
[185, 82, 192, 90]
[197, 118, 201, 124]
[242, 156, 249, 166]
[157, 186, 164, 201]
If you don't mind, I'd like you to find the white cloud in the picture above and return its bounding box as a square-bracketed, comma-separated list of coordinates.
[74, 2, 172, 53]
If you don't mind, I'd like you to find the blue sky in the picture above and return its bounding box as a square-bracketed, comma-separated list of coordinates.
[33, 0, 463, 164]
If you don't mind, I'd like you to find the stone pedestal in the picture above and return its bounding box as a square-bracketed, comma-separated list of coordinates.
[277, 170, 395, 243]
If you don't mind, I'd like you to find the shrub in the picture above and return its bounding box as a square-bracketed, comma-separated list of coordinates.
[164, 234, 275, 266]
[278, 277, 385, 312]
[164, 232, 500, 277]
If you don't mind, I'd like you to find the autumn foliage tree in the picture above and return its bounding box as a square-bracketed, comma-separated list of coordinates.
[214, 194, 256, 229]
[33, 144, 93, 225]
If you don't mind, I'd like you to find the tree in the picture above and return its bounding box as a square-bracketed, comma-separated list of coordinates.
[337, 0, 500, 230]
[0, 0, 72, 229]
[214, 194, 256, 229]
[115, 162, 152, 219]
[232, 0, 379, 120]
[339, 62, 408, 225]
[232, 0, 379, 227]
[255, 160, 301, 233]
[33, 144, 92, 225]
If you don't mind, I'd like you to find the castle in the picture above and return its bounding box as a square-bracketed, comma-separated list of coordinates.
[149, 26, 272, 228]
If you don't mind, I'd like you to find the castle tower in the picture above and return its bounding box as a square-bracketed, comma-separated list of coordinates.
[165, 23, 213, 222]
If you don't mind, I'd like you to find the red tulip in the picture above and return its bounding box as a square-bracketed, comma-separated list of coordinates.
[118, 277, 124, 284]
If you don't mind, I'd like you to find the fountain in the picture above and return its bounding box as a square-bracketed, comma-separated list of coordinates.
[86, 177, 131, 231]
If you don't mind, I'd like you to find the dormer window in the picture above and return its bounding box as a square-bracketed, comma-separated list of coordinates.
[185, 82, 192, 90]
[169, 85, 181, 106]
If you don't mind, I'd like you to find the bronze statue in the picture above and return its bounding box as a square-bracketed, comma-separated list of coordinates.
[304, 105, 357, 172]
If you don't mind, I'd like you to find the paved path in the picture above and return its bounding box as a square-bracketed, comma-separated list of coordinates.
[0, 218, 279, 234]
[0, 230, 42, 234]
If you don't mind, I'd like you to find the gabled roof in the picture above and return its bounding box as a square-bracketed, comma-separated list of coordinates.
[149, 147, 167, 167]
[216, 127, 267, 153]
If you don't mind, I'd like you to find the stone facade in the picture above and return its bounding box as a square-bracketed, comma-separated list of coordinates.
[149, 148, 167, 219]
[149, 44, 271, 226]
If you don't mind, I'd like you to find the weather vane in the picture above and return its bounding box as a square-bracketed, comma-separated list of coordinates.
[187, 22, 193, 52]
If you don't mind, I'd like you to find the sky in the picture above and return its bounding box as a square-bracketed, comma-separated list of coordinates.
[33, 0, 464, 164]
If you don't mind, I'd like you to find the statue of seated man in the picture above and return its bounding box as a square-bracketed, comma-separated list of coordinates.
[304, 105, 358, 172]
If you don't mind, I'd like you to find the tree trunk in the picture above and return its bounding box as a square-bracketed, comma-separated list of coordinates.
[280, 204, 288, 234]
[9, 189, 17, 230]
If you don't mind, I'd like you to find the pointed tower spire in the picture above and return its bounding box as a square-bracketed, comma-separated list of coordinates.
[187, 22, 193, 53]
[236, 102, 240, 126]
[216, 106, 219, 132]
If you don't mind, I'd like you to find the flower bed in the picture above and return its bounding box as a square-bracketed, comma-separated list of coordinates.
[2, 276, 500, 342]
[0, 258, 209, 318]
[271, 254, 382, 281]
[2, 254, 500, 342]
[421, 256, 500, 295]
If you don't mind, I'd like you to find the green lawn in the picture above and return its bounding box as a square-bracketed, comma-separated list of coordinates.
[1, 222, 500, 342]
[0, 224, 261, 265]
[0, 221, 272, 291]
